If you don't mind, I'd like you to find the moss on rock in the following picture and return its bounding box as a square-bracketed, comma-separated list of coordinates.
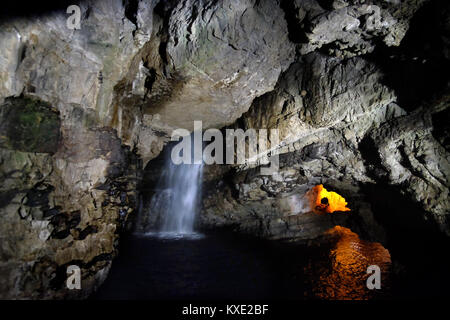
[0, 96, 61, 154]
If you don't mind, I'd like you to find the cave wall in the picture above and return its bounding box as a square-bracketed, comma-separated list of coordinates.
[0, 0, 449, 299]
[200, 0, 450, 241]
[201, 54, 449, 240]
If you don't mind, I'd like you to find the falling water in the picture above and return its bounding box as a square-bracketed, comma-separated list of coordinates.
[161, 161, 203, 235]
[147, 143, 204, 239]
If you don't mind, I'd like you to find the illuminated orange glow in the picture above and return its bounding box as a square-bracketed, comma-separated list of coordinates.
[305, 226, 392, 300]
[308, 184, 351, 214]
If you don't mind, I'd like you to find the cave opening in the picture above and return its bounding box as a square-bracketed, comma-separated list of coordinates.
[308, 184, 351, 214]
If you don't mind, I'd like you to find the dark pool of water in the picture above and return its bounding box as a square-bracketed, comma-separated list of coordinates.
[91, 228, 401, 300]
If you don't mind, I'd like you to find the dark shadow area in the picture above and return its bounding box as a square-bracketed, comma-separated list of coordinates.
[360, 182, 450, 298]
[140, 142, 171, 191]
[358, 135, 390, 182]
[431, 101, 450, 151]
[123, 0, 139, 27]
[366, 0, 450, 112]
[0, 1, 82, 21]
[279, 0, 310, 44]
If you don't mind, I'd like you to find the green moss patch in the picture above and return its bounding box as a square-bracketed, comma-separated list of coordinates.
[0, 96, 61, 154]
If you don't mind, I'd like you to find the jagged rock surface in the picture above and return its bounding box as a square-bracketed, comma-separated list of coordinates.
[200, 50, 449, 240]
[285, 0, 428, 57]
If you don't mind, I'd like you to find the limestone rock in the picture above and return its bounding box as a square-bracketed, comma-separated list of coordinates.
[286, 0, 428, 58]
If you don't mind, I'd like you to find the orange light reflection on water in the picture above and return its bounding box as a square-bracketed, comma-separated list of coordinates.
[305, 226, 391, 300]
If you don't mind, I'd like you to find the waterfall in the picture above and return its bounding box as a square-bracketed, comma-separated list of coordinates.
[146, 142, 204, 238]
[159, 161, 204, 234]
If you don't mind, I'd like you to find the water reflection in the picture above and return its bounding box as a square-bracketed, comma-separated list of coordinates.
[93, 228, 392, 300]
[141, 231, 205, 240]
[305, 226, 391, 300]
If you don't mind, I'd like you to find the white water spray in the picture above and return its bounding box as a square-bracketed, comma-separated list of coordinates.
[147, 142, 204, 239]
